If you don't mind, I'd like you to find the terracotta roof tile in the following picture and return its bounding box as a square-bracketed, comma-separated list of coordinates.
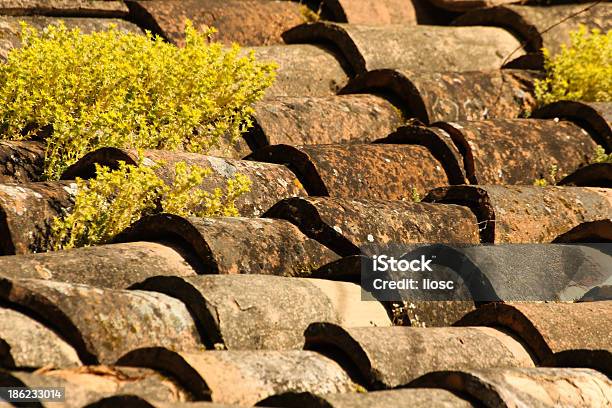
[0, 277, 204, 364]
[579, 285, 612, 302]
[0, 140, 45, 183]
[305, 323, 535, 388]
[454, 3, 612, 54]
[558, 163, 611, 188]
[305, 278, 392, 327]
[410, 367, 612, 408]
[260, 388, 474, 407]
[117, 348, 357, 405]
[0, 0, 129, 17]
[0, 307, 81, 369]
[532, 101, 611, 150]
[247, 44, 349, 98]
[456, 301, 612, 374]
[65, 142, 251, 169]
[302, 255, 478, 327]
[342, 69, 537, 123]
[116, 214, 340, 276]
[423, 244, 607, 301]
[424, 185, 612, 243]
[377, 125, 467, 183]
[264, 197, 479, 256]
[248, 95, 402, 147]
[428, 0, 517, 12]
[0, 241, 199, 289]
[0, 181, 76, 255]
[126, 0, 304, 47]
[0, 366, 191, 407]
[0, 15, 142, 59]
[320, 0, 445, 25]
[283, 22, 523, 75]
[433, 119, 597, 185]
[87, 397, 239, 408]
[401, 300, 477, 328]
[553, 219, 612, 243]
[132, 274, 389, 350]
[61, 148, 307, 217]
[248, 144, 451, 199]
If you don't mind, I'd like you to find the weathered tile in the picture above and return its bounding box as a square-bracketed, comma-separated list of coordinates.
[0, 307, 81, 369]
[306, 278, 392, 328]
[132, 275, 390, 350]
[0, 366, 192, 407]
[0, 241, 199, 289]
[342, 69, 537, 123]
[283, 22, 523, 75]
[305, 323, 534, 388]
[0, 140, 45, 183]
[579, 285, 612, 302]
[264, 197, 479, 256]
[532, 101, 611, 150]
[246, 44, 349, 98]
[0, 181, 76, 255]
[321, 0, 443, 25]
[0, 15, 142, 60]
[454, 3, 612, 55]
[248, 144, 451, 199]
[126, 0, 304, 46]
[87, 397, 238, 408]
[0, 0, 129, 16]
[424, 185, 612, 243]
[0, 277, 204, 364]
[310, 255, 477, 327]
[558, 163, 611, 188]
[248, 95, 402, 148]
[116, 214, 340, 276]
[401, 300, 477, 328]
[456, 301, 612, 374]
[410, 367, 612, 408]
[61, 147, 307, 217]
[433, 119, 598, 185]
[553, 219, 611, 243]
[428, 0, 517, 12]
[260, 388, 474, 407]
[117, 348, 357, 405]
[377, 125, 467, 182]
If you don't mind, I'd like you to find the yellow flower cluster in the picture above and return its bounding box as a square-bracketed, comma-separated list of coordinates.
[52, 160, 252, 250]
[535, 26, 611, 106]
[0, 22, 276, 179]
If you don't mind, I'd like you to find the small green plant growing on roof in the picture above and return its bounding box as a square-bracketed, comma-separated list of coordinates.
[410, 187, 421, 202]
[535, 26, 611, 106]
[591, 145, 612, 164]
[533, 164, 558, 187]
[0, 22, 276, 179]
[299, 1, 322, 23]
[51, 160, 251, 250]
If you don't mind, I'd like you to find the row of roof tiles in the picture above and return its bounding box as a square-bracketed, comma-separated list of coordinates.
[1, 177, 610, 253]
[1, 1, 606, 45]
[10, 1, 611, 47]
[1, 100, 610, 187]
[1, 275, 610, 404]
[0, 3, 608, 89]
[0, 196, 609, 323]
[4, 366, 609, 407]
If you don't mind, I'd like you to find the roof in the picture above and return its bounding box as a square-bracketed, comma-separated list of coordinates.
[0, 1, 611, 407]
